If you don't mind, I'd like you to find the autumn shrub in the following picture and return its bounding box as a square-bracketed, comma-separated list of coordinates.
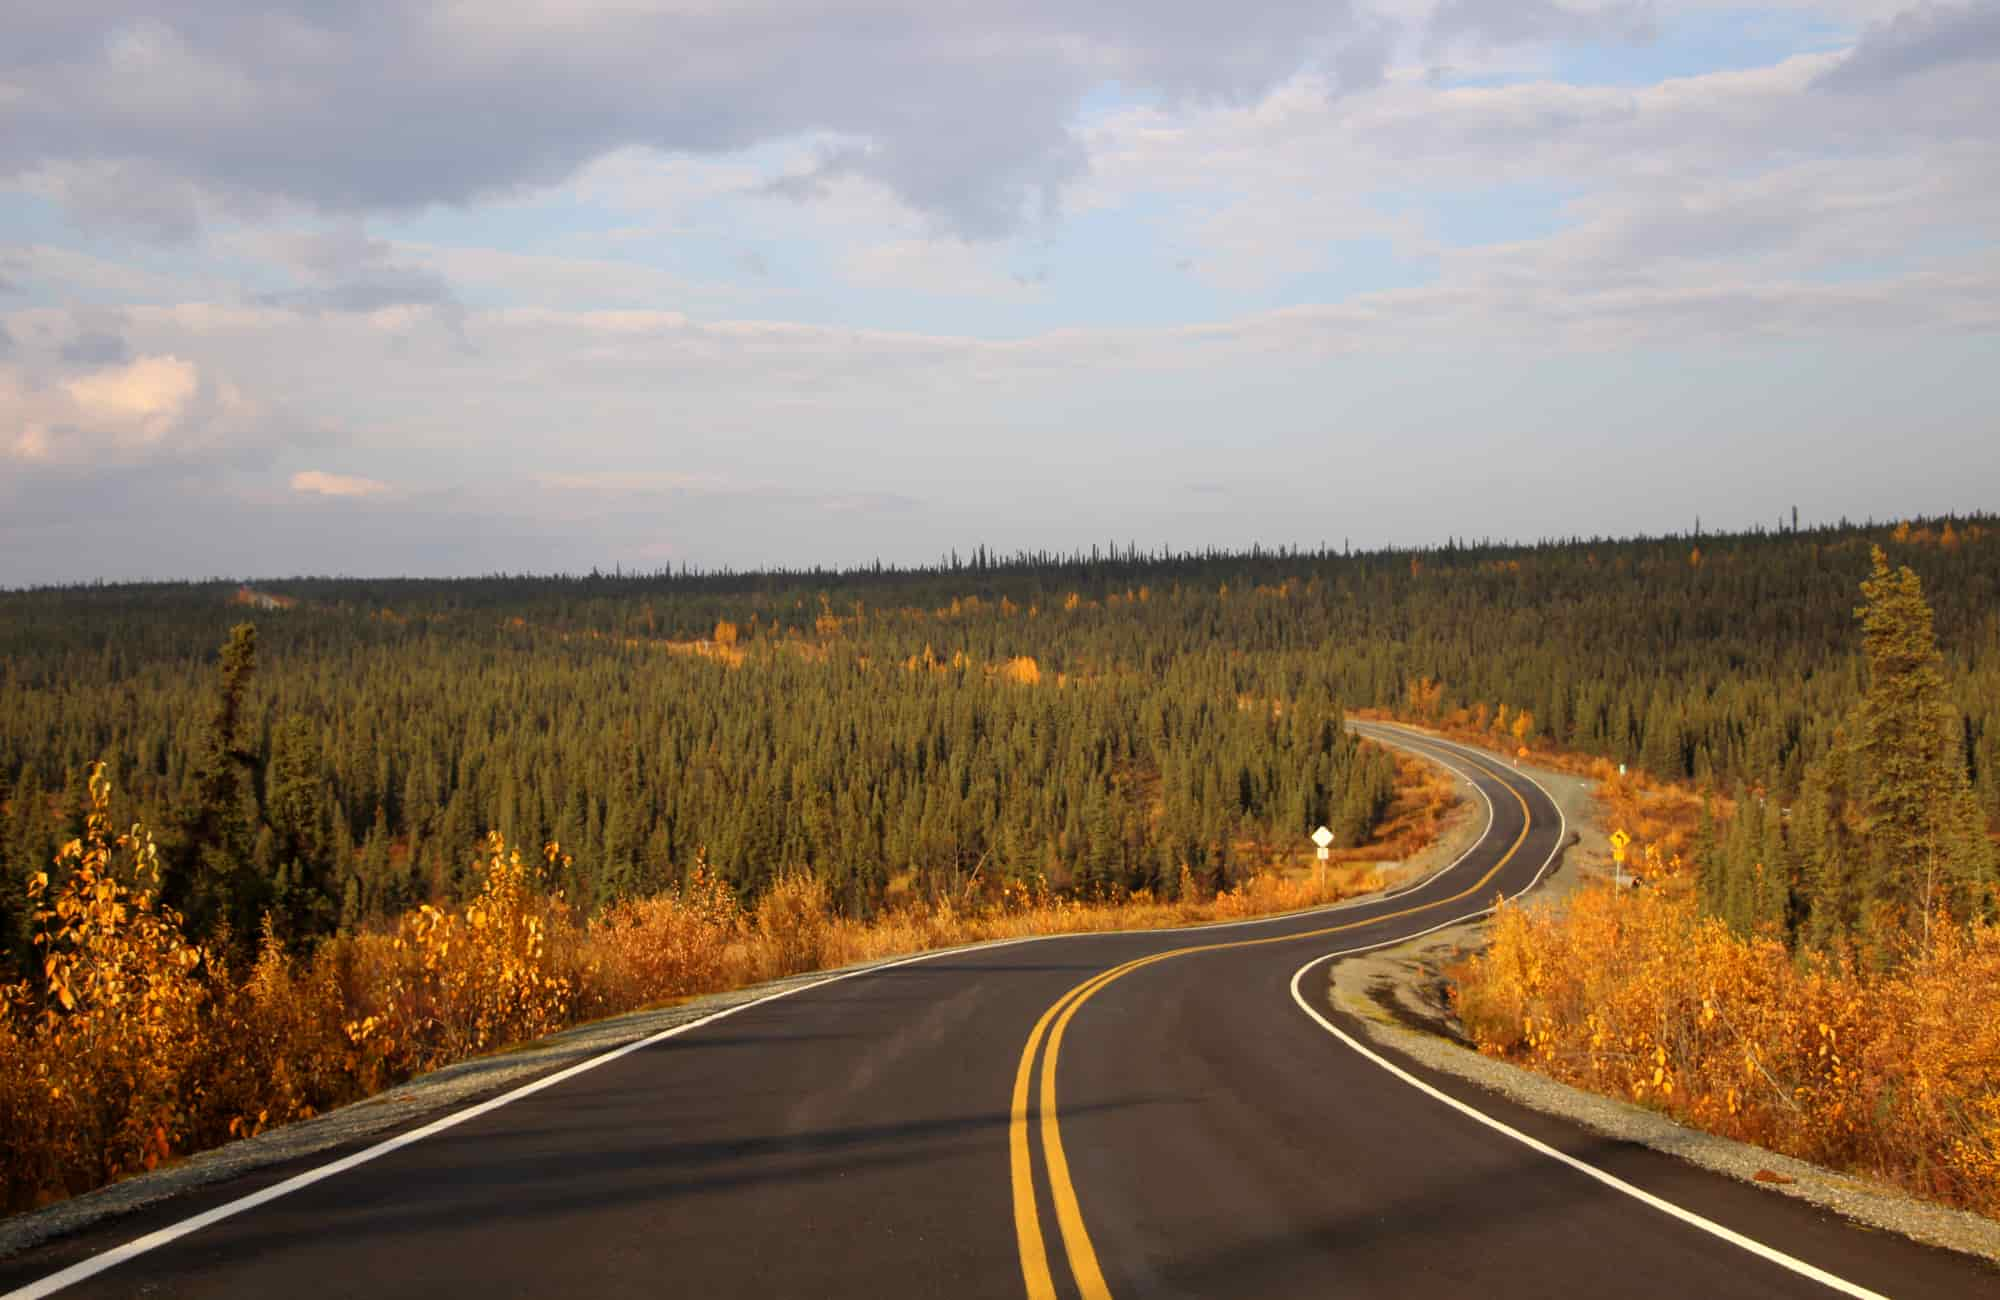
[195, 924, 361, 1141]
[754, 871, 835, 978]
[591, 865, 755, 1004]
[0, 766, 210, 1210]
[341, 834, 583, 1067]
[1455, 884, 2000, 1218]
[1591, 763, 1711, 864]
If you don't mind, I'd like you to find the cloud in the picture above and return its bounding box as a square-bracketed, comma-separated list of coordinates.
[7, 7, 1998, 588]
[3, 3, 1411, 240]
[59, 327, 130, 365]
[534, 471, 728, 497]
[258, 226, 456, 314]
[290, 469, 389, 498]
[1, 348, 272, 468]
[64, 355, 199, 438]
[1815, 1, 2000, 89]
[1425, 0, 1657, 52]
[23, 159, 215, 243]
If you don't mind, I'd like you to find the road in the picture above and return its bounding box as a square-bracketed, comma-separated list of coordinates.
[3, 725, 1993, 1298]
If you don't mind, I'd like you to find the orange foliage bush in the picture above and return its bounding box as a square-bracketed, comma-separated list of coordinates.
[1000, 655, 1042, 686]
[1591, 763, 1710, 865]
[590, 865, 755, 1004]
[339, 834, 583, 1072]
[0, 765, 208, 1206]
[753, 872, 836, 979]
[1455, 884, 2000, 1218]
[0, 808, 594, 1211]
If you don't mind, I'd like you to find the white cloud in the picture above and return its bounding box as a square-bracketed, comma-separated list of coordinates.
[291, 469, 389, 497]
[0, 325, 296, 472]
[2, 353, 260, 465]
[63, 354, 197, 439]
[0, 1, 1406, 240]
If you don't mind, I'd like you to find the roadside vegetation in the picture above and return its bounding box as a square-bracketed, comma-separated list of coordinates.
[0, 774, 1396, 1213]
[1454, 549, 2000, 1219]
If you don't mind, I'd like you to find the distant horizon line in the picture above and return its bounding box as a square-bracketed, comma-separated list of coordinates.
[6, 510, 1992, 595]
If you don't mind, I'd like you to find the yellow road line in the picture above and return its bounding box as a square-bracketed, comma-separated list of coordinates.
[1010, 736, 1538, 1298]
[1039, 965, 1125, 1300]
[1011, 988, 1077, 1300]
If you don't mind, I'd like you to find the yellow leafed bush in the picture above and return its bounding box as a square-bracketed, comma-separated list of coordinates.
[1, 764, 208, 1206]
[1455, 883, 2000, 1218]
[355, 834, 581, 1060]
[754, 872, 835, 979]
[591, 865, 754, 1004]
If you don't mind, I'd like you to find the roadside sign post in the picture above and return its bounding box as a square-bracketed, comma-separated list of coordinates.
[1610, 829, 1631, 889]
[1311, 825, 1334, 884]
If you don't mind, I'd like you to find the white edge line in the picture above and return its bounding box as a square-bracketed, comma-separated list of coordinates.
[5, 720, 1494, 1299]
[1283, 746, 1890, 1300]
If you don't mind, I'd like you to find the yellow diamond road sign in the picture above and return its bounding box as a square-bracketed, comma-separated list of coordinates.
[1609, 829, 1631, 850]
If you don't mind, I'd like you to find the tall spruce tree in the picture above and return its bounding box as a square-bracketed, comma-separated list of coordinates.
[1852, 548, 1995, 950]
[170, 623, 263, 945]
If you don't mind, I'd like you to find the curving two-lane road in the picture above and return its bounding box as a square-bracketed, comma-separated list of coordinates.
[3, 725, 1993, 1298]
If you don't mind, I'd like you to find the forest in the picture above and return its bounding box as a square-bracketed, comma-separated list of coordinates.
[4, 514, 2000, 1215]
[4, 516, 1999, 975]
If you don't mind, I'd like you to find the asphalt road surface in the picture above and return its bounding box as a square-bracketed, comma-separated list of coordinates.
[3, 726, 1994, 1298]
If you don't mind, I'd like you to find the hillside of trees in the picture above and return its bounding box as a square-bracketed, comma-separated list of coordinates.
[4, 516, 1998, 974]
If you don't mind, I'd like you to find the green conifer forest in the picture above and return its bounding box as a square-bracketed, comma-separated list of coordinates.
[3, 516, 1996, 972]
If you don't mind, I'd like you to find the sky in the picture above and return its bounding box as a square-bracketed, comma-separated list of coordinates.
[2, 0, 1997, 584]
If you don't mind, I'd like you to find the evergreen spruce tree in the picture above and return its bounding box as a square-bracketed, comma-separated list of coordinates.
[170, 623, 262, 946]
[1794, 761, 1857, 951]
[1852, 547, 1995, 950]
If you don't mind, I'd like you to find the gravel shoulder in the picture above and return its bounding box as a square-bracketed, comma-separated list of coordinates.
[1328, 735, 2000, 1267]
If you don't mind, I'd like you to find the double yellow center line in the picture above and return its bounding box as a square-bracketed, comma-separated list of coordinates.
[1009, 740, 1536, 1299]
